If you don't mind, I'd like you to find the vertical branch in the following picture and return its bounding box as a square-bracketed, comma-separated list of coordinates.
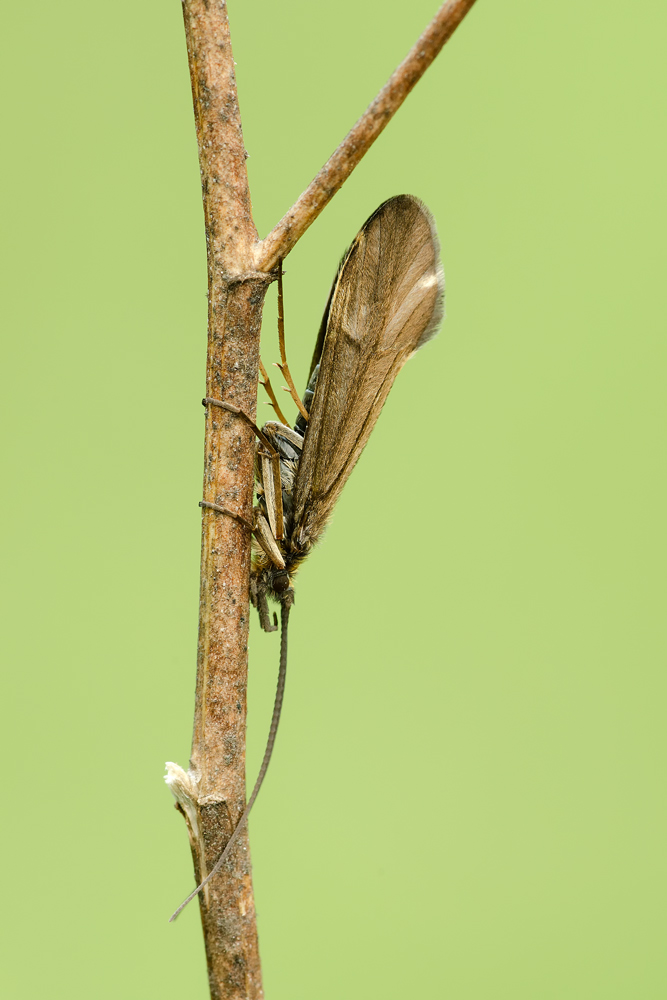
[183, 0, 257, 271]
[178, 2, 269, 998]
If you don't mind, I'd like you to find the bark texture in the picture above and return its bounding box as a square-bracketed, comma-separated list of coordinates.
[193, 277, 269, 1000]
[180, 3, 268, 997]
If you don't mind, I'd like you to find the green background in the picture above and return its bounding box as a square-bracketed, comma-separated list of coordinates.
[2, 1, 666, 996]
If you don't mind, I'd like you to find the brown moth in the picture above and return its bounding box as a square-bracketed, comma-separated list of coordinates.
[171, 194, 444, 920]
[251, 193, 444, 622]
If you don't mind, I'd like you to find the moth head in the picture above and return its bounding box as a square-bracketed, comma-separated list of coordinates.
[270, 570, 291, 594]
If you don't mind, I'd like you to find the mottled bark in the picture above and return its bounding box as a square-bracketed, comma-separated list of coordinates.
[177, 3, 268, 998]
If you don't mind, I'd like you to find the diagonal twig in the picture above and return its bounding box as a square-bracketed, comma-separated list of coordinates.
[254, 0, 479, 272]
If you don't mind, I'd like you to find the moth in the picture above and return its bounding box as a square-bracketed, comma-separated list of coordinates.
[171, 194, 444, 920]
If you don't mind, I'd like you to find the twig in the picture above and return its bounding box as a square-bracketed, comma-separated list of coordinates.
[255, 0, 479, 272]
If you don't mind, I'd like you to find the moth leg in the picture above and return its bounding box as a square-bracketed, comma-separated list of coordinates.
[202, 396, 284, 540]
[259, 358, 289, 425]
[203, 396, 274, 451]
[200, 499, 284, 570]
[257, 448, 280, 541]
[253, 509, 285, 570]
[250, 577, 278, 633]
[200, 502, 281, 633]
[199, 500, 253, 531]
[273, 261, 310, 423]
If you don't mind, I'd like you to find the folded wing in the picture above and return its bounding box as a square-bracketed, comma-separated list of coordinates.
[291, 194, 444, 550]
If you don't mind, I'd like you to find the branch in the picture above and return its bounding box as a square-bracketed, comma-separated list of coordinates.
[255, 0, 478, 272]
[182, 0, 257, 272]
[176, 3, 267, 998]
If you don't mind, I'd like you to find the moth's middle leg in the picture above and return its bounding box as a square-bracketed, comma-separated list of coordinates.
[199, 499, 283, 637]
[202, 396, 284, 541]
[198, 500, 253, 531]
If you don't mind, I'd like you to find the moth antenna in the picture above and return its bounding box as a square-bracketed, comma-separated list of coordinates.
[275, 260, 310, 422]
[259, 358, 289, 425]
[169, 599, 292, 922]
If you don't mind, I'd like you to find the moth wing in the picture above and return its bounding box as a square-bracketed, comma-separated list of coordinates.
[291, 194, 444, 548]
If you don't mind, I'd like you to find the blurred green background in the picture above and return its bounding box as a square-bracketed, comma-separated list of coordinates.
[2, 1, 666, 996]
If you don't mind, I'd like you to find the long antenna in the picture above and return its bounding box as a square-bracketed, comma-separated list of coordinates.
[170, 599, 292, 922]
